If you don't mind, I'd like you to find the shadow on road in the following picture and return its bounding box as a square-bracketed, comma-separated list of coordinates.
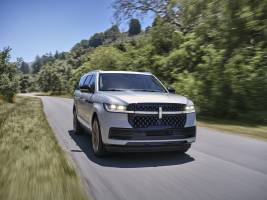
[69, 130, 195, 168]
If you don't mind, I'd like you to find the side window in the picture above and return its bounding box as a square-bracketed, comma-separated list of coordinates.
[79, 76, 87, 88]
[83, 75, 92, 87]
[88, 74, 96, 92]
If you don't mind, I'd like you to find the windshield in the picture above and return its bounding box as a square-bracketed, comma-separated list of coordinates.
[99, 73, 167, 93]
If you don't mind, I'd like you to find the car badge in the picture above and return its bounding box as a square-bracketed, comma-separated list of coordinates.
[159, 107, 162, 119]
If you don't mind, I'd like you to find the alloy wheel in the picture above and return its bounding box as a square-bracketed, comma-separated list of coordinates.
[92, 120, 100, 153]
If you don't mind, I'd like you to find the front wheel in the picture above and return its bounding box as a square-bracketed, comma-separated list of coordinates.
[92, 117, 107, 156]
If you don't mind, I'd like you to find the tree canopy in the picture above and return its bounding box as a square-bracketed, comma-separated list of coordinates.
[0, 48, 19, 102]
[128, 19, 141, 36]
[12, 0, 267, 123]
[20, 61, 30, 74]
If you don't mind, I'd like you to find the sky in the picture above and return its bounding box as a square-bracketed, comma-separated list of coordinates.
[0, 0, 153, 62]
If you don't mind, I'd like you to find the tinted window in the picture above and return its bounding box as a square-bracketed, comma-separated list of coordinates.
[89, 74, 96, 92]
[79, 76, 87, 88]
[83, 75, 92, 87]
[99, 73, 167, 92]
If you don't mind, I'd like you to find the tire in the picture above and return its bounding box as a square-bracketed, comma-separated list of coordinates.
[92, 117, 107, 156]
[73, 109, 83, 135]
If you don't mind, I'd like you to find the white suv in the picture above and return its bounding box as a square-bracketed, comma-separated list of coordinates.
[73, 71, 196, 156]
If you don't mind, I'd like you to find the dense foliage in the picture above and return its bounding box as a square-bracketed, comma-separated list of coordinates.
[128, 19, 141, 36]
[38, 60, 72, 94]
[26, 0, 267, 123]
[19, 61, 30, 74]
[0, 48, 19, 102]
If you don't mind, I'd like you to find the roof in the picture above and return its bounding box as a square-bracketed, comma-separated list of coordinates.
[85, 70, 152, 75]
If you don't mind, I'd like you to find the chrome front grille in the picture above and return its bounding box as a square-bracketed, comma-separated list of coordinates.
[127, 103, 185, 112]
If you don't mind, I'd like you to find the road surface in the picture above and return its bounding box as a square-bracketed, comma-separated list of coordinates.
[39, 96, 267, 200]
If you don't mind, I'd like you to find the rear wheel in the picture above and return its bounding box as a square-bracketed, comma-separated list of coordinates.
[73, 109, 83, 135]
[92, 117, 107, 156]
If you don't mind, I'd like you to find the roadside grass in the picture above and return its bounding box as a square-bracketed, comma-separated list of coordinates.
[0, 96, 88, 200]
[198, 117, 267, 141]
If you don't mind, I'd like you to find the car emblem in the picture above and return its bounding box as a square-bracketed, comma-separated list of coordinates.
[159, 107, 162, 119]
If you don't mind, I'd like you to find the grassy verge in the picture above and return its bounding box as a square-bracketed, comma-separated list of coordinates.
[198, 117, 267, 141]
[0, 97, 88, 200]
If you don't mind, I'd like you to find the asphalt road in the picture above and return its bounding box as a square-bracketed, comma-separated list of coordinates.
[40, 96, 267, 200]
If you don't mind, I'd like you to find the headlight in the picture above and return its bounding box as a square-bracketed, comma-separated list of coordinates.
[185, 105, 195, 112]
[104, 104, 127, 112]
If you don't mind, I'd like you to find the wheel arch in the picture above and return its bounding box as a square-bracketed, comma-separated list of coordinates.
[91, 112, 98, 127]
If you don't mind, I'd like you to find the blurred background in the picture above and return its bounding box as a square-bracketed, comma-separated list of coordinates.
[1, 0, 267, 123]
[1, 1, 267, 200]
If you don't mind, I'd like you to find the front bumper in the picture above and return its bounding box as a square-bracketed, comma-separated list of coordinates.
[105, 142, 192, 152]
[105, 126, 196, 152]
[97, 105, 196, 146]
[109, 126, 196, 140]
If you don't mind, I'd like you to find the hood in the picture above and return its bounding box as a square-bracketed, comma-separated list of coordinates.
[97, 91, 188, 105]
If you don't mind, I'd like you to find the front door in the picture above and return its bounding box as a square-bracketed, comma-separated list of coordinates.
[79, 75, 92, 123]
[83, 74, 96, 129]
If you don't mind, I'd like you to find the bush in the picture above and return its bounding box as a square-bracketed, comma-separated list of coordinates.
[0, 48, 19, 102]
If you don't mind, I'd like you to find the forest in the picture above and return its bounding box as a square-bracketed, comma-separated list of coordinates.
[1, 0, 267, 123]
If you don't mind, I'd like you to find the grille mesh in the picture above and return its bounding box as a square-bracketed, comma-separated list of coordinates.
[129, 114, 186, 128]
[127, 103, 187, 128]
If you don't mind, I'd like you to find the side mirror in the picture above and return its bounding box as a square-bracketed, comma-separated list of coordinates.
[80, 85, 90, 93]
[80, 85, 95, 93]
[168, 87, 176, 94]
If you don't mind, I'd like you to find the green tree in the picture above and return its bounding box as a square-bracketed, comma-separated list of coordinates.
[88, 33, 105, 47]
[30, 0, 267, 123]
[84, 46, 124, 70]
[69, 46, 125, 90]
[72, 40, 90, 50]
[20, 61, 30, 74]
[38, 60, 72, 94]
[0, 48, 19, 102]
[128, 19, 141, 36]
[19, 75, 31, 93]
[104, 25, 121, 43]
[31, 55, 42, 73]
[32, 54, 54, 73]
[112, 0, 177, 25]
[150, 18, 176, 54]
